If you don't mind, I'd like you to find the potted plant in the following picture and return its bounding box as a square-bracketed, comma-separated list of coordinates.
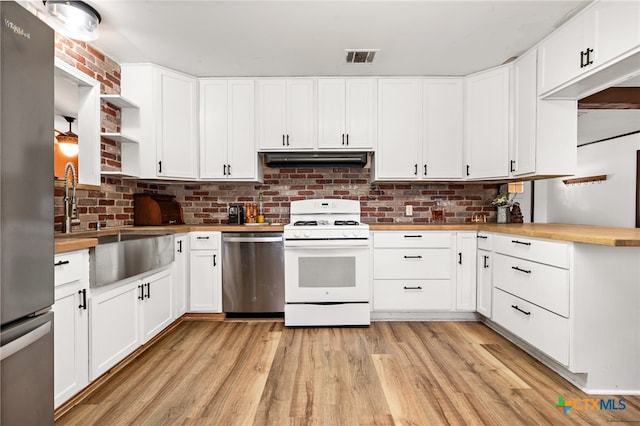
[491, 192, 513, 223]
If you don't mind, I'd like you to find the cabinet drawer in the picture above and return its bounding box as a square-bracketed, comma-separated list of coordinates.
[54, 251, 86, 287]
[493, 234, 569, 268]
[374, 249, 452, 279]
[493, 288, 569, 366]
[373, 232, 453, 249]
[190, 232, 220, 250]
[476, 232, 492, 250]
[493, 254, 569, 317]
[373, 280, 452, 311]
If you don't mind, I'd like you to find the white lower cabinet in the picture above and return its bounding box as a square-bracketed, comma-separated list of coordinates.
[173, 234, 189, 317]
[455, 232, 477, 311]
[476, 248, 492, 318]
[189, 232, 222, 312]
[372, 231, 457, 312]
[139, 268, 174, 343]
[89, 280, 141, 380]
[89, 266, 175, 380]
[53, 250, 89, 408]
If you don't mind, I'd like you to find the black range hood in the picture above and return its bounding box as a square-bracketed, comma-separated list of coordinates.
[263, 151, 369, 168]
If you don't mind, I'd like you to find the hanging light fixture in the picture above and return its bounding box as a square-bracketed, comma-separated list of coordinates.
[44, 1, 101, 41]
[56, 116, 79, 157]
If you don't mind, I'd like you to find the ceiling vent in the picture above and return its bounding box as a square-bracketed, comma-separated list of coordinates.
[345, 49, 379, 64]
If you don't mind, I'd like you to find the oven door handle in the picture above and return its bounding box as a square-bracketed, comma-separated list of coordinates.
[224, 236, 283, 243]
[285, 244, 369, 250]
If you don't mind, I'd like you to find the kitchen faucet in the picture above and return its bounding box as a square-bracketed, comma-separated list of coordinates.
[62, 162, 81, 233]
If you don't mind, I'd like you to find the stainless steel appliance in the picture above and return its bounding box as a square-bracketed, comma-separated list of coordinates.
[0, 2, 55, 424]
[222, 233, 284, 314]
[228, 204, 244, 225]
[284, 199, 370, 326]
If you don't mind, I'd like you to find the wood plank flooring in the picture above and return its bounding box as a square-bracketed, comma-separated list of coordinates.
[56, 321, 640, 425]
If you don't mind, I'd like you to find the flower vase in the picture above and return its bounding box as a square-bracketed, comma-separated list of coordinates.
[496, 206, 509, 224]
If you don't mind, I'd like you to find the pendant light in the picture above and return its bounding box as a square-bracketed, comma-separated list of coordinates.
[44, 1, 101, 42]
[56, 116, 79, 157]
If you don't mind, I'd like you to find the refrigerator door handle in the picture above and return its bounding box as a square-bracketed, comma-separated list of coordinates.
[0, 321, 51, 361]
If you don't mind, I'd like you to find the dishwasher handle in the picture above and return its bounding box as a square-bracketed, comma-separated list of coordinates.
[223, 236, 283, 243]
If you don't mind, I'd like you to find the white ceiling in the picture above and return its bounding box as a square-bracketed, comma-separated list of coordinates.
[75, 0, 591, 78]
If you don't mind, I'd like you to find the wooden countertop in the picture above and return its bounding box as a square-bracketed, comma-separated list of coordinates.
[477, 223, 640, 247]
[55, 223, 640, 253]
[54, 237, 98, 254]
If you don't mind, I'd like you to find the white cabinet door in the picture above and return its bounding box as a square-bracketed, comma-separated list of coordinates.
[345, 79, 376, 150]
[375, 79, 421, 180]
[257, 79, 287, 150]
[465, 66, 511, 179]
[200, 80, 257, 180]
[227, 80, 257, 179]
[318, 79, 346, 149]
[189, 249, 222, 312]
[476, 249, 492, 318]
[593, 0, 640, 68]
[512, 49, 537, 176]
[156, 69, 198, 178]
[140, 268, 173, 343]
[199, 80, 228, 179]
[89, 281, 141, 380]
[456, 232, 477, 311]
[538, 1, 640, 96]
[53, 280, 88, 408]
[422, 79, 464, 179]
[318, 78, 376, 150]
[287, 79, 315, 149]
[173, 234, 189, 318]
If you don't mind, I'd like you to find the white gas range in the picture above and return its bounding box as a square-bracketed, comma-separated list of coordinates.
[284, 199, 371, 326]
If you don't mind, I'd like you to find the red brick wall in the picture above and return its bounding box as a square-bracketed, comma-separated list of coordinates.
[50, 28, 499, 231]
[164, 167, 499, 224]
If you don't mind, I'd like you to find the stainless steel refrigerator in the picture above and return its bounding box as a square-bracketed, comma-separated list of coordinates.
[0, 2, 54, 425]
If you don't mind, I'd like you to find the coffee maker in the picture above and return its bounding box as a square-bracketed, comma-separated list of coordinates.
[228, 204, 244, 225]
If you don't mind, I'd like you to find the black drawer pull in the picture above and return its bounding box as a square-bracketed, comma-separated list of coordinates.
[477, 235, 488, 239]
[511, 240, 531, 246]
[403, 286, 422, 290]
[458, 252, 462, 265]
[483, 255, 489, 269]
[511, 266, 531, 274]
[403, 255, 422, 259]
[213, 254, 217, 267]
[403, 235, 422, 238]
[197, 236, 210, 240]
[511, 305, 531, 316]
[177, 240, 183, 253]
[54, 260, 70, 267]
[146, 283, 151, 299]
[138, 284, 145, 300]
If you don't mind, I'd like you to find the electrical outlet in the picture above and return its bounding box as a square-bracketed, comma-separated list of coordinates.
[405, 205, 413, 216]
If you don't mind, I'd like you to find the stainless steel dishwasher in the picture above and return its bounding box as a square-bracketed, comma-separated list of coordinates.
[222, 232, 284, 314]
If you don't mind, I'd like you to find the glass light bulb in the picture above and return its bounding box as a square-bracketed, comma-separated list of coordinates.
[58, 141, 79, 157]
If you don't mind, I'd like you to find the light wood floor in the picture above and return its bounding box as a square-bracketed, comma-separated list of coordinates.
[57, 321, 640, 425]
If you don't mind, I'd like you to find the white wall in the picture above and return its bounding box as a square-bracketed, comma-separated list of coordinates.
[540, 133, 640, 227]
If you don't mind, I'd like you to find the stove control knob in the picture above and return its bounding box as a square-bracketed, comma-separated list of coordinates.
[304, 231, 311, 238]
[343, 231, 350, 238]
[294, 231, 300, 238]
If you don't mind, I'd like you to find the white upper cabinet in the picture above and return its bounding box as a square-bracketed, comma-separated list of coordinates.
[200, 79, 261, 181]
[512, 49, 577, 178]
[317, 79, 376, 150]
[257, 79, 315, 150]
[121, 64, 198, 179]
[422, 79, 464, 179]
[375, 79, 422, 180]
[538, 0, 640, 97]
[464, 66, 511, 179]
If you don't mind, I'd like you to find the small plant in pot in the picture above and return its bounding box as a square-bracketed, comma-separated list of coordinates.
[491, 192, 513, 223]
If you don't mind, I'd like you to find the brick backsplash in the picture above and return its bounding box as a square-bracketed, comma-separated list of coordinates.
[49, 27, 499, 231]
[162, 167, 499, 225]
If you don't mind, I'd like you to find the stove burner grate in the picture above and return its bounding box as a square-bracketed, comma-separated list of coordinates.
[334, 220, 359, 226]
[293, 220, 318, 226]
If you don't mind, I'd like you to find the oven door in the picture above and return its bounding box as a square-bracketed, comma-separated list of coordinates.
[284, 242, 370, 303]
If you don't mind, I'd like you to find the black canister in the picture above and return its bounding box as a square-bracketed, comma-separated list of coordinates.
[228, 204, 244, 225]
